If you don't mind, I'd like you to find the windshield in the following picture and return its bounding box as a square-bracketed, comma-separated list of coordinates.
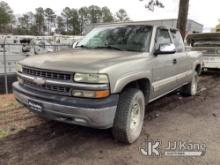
[192, 40, 220, 47]
[78, 25, 152, 52]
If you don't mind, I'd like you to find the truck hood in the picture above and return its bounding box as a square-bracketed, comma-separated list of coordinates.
[20, 49, 146, 73]
[186, 33, 220, 45]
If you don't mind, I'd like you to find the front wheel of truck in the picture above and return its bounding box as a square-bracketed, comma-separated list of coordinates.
[182, 71, 198, 96]
[112, 88, 145, 144]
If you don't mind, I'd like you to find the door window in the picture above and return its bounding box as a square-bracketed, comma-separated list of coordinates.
[171, 30, 185, 52]
[155, 29, 172, 50]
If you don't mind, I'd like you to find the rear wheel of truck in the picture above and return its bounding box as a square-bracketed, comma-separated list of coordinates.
[182, 71, 198, 96]
[112, 88, 145, 144]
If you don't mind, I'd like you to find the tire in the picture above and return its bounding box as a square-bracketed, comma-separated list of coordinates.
[182, 71, 198, 96]
[112, 88, 145, 144]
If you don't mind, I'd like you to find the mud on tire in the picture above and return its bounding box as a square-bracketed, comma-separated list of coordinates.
[112, 88, 145, 144]
[182, 71, 198, 96]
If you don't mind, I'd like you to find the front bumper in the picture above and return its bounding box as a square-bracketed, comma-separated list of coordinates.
[13, 82, 119, 129]
[203, 57, 220, 69]
[203, 62, 220, 69]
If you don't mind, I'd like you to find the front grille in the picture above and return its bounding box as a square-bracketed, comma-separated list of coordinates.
[206, 49, 217, 55]
[23, 79, 71, 95]
[23, 67, 71, 81]
[192, 47, 219, 55]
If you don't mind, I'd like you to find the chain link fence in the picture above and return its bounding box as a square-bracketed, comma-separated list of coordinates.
[0, 36, 75, 94]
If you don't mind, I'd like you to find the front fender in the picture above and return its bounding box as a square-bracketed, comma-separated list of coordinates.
[187, 51, 203, 71]
[192, 54, 203, 71]
[112, 70, 152, 93]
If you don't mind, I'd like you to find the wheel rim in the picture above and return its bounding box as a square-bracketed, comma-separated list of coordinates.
[130, 100, 141, 131]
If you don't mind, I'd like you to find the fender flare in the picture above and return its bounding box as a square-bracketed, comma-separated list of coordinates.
[112, 71, 152, 93]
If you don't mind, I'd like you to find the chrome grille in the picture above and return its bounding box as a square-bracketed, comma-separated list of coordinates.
[206, 49, 217, 55]
[23, 67, 71, 81]
[23, 79, 71, 95]
[192, 47, 219, 55]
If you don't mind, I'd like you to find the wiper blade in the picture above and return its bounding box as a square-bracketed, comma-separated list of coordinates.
[93, 46, 123, 51]
[77, 45, 124, 51]
[76, 45, 89, 49]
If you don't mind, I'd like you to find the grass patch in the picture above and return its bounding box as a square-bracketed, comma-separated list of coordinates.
[0, 129, 9, 138]
[3, 101, 21, 110]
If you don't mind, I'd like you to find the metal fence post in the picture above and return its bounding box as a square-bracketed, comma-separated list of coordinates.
[3, 36, 8, 94]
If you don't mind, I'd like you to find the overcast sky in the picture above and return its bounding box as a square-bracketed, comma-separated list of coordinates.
[4, 0, 220, 31]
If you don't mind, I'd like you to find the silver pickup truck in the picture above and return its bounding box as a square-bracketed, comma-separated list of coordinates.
[13, 23, 202, 143]
[187, 33, 220, 70]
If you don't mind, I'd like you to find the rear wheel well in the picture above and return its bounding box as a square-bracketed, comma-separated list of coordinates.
[122, 79, 150, 103]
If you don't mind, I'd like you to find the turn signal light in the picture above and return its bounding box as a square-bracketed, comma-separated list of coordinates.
[95, 90, 110, 98]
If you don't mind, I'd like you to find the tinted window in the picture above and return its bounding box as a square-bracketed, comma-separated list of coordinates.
[155, 29, 172, 49]
[171, 30, 184, 52]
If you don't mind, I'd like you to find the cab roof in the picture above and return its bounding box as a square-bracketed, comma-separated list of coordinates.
[96, 22, 178, 31]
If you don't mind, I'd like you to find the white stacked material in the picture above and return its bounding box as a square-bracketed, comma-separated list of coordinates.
[0, 35, 84, 74]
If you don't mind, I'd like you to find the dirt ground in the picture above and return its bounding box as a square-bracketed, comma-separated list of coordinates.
[0, 71, 220, 165]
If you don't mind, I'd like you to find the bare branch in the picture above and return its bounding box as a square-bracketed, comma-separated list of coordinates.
[140, 0, 164, 12]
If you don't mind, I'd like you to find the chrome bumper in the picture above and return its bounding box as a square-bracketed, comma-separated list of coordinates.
[203, 62, 220, 69]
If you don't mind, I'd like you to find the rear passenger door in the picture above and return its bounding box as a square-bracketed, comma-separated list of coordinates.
[152, 28, 177, 98]
[170, 30, 192, 87]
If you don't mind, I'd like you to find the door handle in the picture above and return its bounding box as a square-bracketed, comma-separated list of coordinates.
[173, 59, 177, 64]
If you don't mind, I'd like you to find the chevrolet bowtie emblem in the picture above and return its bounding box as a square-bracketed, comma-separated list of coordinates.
[33, 77, 46, 85]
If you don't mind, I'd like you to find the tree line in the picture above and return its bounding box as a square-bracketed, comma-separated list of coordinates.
[140, 0, 190, 38]
[0, 1, 130, 35]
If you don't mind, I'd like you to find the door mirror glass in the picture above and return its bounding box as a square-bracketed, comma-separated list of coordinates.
[154, 43, 176, 55]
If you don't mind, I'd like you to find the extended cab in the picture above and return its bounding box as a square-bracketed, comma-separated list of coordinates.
[13, 23, 202, 143]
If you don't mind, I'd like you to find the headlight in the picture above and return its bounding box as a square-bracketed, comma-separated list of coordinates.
[74, 73, 109, 84]
[16, 63, 23, 73]
[72, 89, 110, 98]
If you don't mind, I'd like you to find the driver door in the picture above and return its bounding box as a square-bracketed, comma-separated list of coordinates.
[152, 28, 177, 98]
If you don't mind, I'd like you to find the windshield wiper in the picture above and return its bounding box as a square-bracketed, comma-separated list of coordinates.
[77, 45, 124, 51]
[93, 45, 123, 51]
[76, 45, 89, 49]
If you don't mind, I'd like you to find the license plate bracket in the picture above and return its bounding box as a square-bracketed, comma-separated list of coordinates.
[28, 100, 43, 112]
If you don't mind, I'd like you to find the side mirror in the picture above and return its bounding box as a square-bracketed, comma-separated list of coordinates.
[154, 43, 176, 55]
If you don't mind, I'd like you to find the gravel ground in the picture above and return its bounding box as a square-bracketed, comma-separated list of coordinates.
[0, 71, 220, 165]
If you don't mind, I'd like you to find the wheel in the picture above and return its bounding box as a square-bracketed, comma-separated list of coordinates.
[112, 88, 145, 144]
[182, 71, 198, 96]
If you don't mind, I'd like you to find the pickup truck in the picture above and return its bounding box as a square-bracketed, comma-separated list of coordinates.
[187, 32, 220, 70]
[13, 23, 202, 144]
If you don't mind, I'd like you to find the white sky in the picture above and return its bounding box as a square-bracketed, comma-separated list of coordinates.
[3, 0, 220, 30]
